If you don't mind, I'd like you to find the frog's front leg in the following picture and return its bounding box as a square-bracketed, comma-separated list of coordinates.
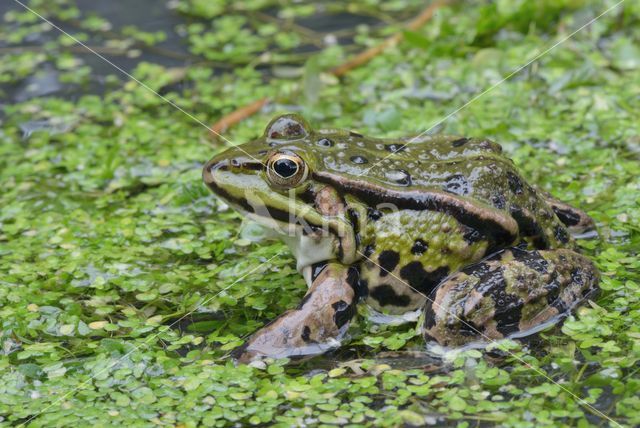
[423, 248, 599, 347]
[231, 263, 359, 363]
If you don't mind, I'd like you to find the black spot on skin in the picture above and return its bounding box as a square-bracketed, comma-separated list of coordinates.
[443, 173, 470, 195]
[494, 303, 523, 336]
[310, 262, 328, 282]
[367, 207, 383, 221]
[378, 250, 400, 276]
[346, 266, 361, 295]
[296, 292, 313, 310]
[359, 279, 369, 297]
[474, 267, 523, 336]
[257, 149, 268, 155]
[545, 276, 565, 312]
[491, 194, 507, 210]
[549, 300, 569, 318]
[554, 224, 570, 244]
[507, 171, 524, 195]
[571, 268, 585, 287]
[451, 137, 469, 147]
[317, 138, 333, 147]
[552, 207, 581, 227]
[532, 236, 548, 250]
[411, 239, 428, 255]
[462, 228, 484, 244]
[370, 284, 411, 307]
[461, 262, 493, 276]
[347, 208, 361, 248]
[301, 326, 312, 343]
[423, 298, 436, 329]
[400, 263, 449, 295]
[350, 155, 368, 164]
[298, 187, 316, 207]
[363, 244, 375, 257]
[510, 248, 549, 274]
[336, 233, 344, 260]
[510, 206, 549, 249]
[332, 300, 355, 328]
[385, 143, 407, 153]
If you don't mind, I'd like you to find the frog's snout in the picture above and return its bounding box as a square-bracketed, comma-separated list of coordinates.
[202, 156, 228, 189]
[202, 153, 265, 196]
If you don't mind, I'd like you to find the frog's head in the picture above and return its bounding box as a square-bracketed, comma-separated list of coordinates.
[203, 114, 359, 273]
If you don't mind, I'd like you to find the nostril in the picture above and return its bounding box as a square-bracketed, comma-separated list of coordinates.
[230, 159, 240, 167]
[203, 158, 229, 184]
[209, 159, 229, 173]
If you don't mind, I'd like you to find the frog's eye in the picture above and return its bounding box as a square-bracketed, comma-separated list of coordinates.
[266, 153, 308, 188]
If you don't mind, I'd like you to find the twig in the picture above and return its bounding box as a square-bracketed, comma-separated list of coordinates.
[210, 0, 448, 135]
[331, 0, 447, 76]
[211, 97, 270, 135]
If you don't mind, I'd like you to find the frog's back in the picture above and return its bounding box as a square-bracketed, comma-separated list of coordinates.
[313, 132, 569, 252]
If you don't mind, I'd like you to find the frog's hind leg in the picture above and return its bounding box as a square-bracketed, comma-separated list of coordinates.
[231, 263, 359, 363]
[543, 193, 596, 235]
[422, 248, 599, 347]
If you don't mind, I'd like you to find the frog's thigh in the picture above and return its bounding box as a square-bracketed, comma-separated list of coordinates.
[423, 248, 599, 347]
[231, 263, 358, 363]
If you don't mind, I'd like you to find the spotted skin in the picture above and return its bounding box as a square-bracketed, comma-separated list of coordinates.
[231, 263, 357, 363]
[361, 210, 489, 314]
[542, 192, 596, 234]
[423, 248, 599, 347]
[203, 114, 600, 362]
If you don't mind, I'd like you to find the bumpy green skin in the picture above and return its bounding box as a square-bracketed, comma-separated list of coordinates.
[203, 114, 599, 361]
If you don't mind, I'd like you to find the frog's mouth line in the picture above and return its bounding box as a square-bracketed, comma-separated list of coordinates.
[206, 176, 331, 235]
[204, 171, 358, 265]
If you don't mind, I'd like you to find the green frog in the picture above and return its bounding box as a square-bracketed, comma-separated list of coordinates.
[203, 114, 599, 363]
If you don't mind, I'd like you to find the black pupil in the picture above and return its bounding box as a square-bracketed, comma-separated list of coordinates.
[273, 158, 298, 178]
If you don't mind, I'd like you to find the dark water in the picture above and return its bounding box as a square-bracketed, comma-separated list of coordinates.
[1, 0, 190, 102]
[0, 0, 380, 104]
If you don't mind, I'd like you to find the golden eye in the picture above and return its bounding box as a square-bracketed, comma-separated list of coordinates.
[266, 152, 308, 188]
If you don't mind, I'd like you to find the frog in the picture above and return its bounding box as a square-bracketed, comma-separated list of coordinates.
[202, 114, 599, 363]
